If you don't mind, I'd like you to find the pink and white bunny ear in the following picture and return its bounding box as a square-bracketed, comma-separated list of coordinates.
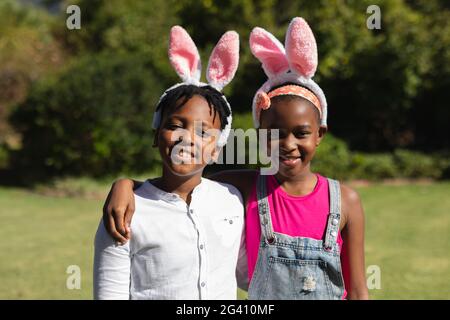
[249, 27, 289, 78]
[206, 31, 239, 91]
[168, 26, 201, 83]
[285, 17, 318, 79]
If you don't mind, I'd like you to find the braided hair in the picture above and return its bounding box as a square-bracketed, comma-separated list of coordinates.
[156, 84, 230, 130]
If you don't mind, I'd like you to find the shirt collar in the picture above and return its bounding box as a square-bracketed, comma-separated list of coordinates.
[141, 178, 206, 204]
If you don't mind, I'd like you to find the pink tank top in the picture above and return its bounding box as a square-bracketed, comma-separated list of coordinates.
[245, 174, 344, 281]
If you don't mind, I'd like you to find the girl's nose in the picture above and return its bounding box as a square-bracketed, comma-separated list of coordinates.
[280, 133, 298, 152]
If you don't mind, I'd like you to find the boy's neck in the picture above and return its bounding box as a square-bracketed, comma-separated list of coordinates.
[153, 167, 202, 205]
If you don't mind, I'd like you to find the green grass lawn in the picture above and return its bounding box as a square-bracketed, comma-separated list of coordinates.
[0, 182, 449, 299]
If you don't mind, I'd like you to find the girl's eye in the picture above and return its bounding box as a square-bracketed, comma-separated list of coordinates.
[277, 131, 287, 139]
[266, 129, 283, 139]
[294, 131, 310, 138]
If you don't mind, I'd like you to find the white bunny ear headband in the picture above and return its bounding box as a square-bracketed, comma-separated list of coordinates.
[250, 17, 327, 128]
[152, 26, 239, 147]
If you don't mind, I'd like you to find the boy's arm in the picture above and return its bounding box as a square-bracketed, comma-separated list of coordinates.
[93, 220, 131, 299]
[102, 179, 142, 244]
[340, 184, 369, 300]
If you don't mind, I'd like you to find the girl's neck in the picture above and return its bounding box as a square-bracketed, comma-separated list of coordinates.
[153, 166, 202, 204]
[274, 168, 318, 197]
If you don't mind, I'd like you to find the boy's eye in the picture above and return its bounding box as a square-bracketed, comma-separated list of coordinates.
[166, 123, 182, 130]
[195, 129, 211, 138]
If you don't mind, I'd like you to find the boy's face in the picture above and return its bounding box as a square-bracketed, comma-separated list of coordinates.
[260, 98, 326, 178]
[157, 95, 222, 177]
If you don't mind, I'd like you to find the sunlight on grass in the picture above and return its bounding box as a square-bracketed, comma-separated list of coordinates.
[0, 181, 449, 299]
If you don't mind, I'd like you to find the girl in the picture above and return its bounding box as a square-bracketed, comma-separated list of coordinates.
[94, 26, 248, 299]
[103, 18, 369, 300]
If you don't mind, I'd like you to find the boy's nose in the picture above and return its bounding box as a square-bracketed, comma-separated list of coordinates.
[179, 129, 195, 146]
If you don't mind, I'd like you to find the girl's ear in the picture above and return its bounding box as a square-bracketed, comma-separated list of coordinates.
[285, 17, 318, 79]
[206, 31, 240, 91]
[316, 125, 327, 146]
[249, 27, 289, 78]
[168, 26, 202, 83]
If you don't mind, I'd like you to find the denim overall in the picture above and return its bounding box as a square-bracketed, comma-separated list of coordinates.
[248, 175, 345, 300]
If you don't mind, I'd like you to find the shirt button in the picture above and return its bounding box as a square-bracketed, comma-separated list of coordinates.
[201, 282, 206, 287]
[200, 244, 204, 249]
[189, 209, 194, 214]
[229, 220, 233, 224]
[331, 231, 337, 237]
[332, 218, 339, 226]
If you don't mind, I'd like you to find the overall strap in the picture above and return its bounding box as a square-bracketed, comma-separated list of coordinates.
[256, 174, 276, 242]
[324, 178, 342, 250]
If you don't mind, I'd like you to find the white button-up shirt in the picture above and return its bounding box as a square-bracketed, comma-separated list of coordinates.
[94, 178, 247, 300]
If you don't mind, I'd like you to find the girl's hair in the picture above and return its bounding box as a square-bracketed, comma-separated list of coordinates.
[268, 82, 321, 124]
[156, 84, 231, 130]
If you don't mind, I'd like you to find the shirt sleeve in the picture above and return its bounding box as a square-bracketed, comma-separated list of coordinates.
[93, 220, 131, 300]
[235, 223, 249, 291]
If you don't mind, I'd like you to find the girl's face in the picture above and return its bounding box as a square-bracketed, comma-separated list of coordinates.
[260, 97, 326, 178]
[157, 95, 222, 177]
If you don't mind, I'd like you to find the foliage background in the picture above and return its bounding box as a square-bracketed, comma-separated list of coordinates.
[1, 0, 450, 181]
[0, 0, 449, 300]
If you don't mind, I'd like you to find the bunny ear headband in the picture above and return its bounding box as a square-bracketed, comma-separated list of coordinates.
[152, 26, 239, 147]
[250, 17, 327, 128]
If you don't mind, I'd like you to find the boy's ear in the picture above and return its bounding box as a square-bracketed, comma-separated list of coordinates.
[316, 125, 327, 146]
[209, 145, 221, 164]
[152, 129, 159, 148]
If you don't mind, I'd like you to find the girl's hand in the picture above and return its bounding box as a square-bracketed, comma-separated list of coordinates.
[102, 179, 140, 245]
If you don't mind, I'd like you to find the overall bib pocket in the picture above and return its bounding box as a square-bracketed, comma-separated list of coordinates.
[260, 256, 333, 300]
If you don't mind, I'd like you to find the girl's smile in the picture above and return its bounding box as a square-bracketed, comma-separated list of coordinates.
[279, 154, 302, 167]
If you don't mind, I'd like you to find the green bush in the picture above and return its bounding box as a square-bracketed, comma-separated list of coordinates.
[10, 52, 165, 179]
[349, 153, 398, 180]
[312, 133, 352, 180]
[346, 149, 449, 181]
[394, 149, 445, 179]
[0, 143, 9, 169]
[224, 116, 449, 181]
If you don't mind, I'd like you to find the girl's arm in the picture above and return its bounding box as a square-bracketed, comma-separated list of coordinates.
[102, 170, 258, 243]
[93, 220, 131, 299]
[102, 179, 142, 245]
[340, 184, 369, 300]
[207, 169, 258, 205]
